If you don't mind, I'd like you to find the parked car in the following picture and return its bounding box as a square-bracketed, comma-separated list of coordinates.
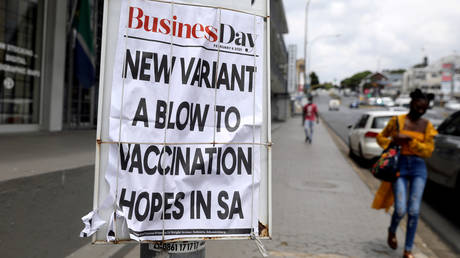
[426, 111, 460, 192]
[395, 95, 411, 108]
[394, 94, 435, 109]
[388, 106, 409, 112]
[368, 97, 377, 106]
[445, 100, 460, 111]
[382, 97, 395, 107]
[329, 99, 340, 111]
[348, 110, 406, 160]
[349, 100, 360, 109]
[423, 110, 444, 129]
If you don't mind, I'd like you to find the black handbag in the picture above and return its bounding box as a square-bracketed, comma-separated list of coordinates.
[370, 117, 400, 182]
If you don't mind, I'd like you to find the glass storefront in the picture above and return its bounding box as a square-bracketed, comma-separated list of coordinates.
[0, 0, 43, 125]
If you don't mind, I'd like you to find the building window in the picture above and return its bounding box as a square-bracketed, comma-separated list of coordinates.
[415, 72, 426, 80]
[0, 0, 43, 124]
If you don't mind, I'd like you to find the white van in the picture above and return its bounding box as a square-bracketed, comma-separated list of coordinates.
[328, 99, 340, 111]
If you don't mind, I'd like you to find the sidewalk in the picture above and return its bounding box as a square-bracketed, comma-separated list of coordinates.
[66, 116, 434, 257]
[0, 130, 95, 182]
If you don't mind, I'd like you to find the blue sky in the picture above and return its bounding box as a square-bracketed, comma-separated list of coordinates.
[283, 0, 460, 83]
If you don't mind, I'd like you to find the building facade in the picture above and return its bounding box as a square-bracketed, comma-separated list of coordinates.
[0, 0, 103, 133]
[381, 71, 403, 96]
[287, 45, 297, 95]
[403, 55, 460, 99]
[296, 59, 305, 93]
[359, 72, 388, 96]
[270, 0, 289, 121]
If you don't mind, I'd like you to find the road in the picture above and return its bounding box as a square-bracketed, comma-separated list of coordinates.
[315, 92, 460, 254]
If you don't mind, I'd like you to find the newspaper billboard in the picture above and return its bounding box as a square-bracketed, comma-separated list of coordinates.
[81, 0, 271, 242]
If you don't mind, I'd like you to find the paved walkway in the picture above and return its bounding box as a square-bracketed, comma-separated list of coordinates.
[0, 130, 95, 182]
[66, 116, 433, 257]
[205, 117, 427, 257]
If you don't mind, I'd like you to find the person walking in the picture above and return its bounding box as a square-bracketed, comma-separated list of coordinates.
[373, 89, 437, 258]
[303, 96, 319, 143]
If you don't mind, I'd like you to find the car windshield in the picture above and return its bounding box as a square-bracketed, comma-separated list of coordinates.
[371, 116, 392, 129]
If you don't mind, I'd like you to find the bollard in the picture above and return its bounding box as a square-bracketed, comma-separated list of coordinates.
[140, 241, 205, 258]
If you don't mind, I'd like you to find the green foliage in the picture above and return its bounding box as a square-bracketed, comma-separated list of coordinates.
[386, 69, 406, 74]
[340, 70, 372, 90]
[310, 72, 319, 86]
[312, 82, 333, 90]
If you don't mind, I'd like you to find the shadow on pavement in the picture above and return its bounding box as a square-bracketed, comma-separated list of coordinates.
[0, 166, 94, 258]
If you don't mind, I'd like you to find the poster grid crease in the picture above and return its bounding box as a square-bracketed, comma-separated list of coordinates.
[212, 9, 222, 146]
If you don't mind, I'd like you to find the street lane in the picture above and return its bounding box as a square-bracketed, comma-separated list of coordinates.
[315, 92, 460, 254]
[316, 93, 451, 145]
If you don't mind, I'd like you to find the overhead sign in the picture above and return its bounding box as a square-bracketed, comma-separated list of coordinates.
[81, 0, 271, 242]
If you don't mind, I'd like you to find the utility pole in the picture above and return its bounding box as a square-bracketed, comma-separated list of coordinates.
[304, 0, 311, 95]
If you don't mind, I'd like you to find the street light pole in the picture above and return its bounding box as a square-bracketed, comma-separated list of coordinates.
[303, 0, 311, 94]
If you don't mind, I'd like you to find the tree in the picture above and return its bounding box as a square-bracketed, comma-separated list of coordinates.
[309, 72, 319, 86]
[386, 69, 406, 74]
[340, 70, 372, 91]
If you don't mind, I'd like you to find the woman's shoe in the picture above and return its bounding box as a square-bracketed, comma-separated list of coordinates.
[387, 230, 397, 249]
[403, 250, 414, 258]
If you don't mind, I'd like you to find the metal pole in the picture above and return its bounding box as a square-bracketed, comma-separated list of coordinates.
[140, 242, 205, 258]
[304, 0, 311, 94]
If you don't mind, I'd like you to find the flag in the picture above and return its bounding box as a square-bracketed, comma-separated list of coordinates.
[74, 0, 95, 88]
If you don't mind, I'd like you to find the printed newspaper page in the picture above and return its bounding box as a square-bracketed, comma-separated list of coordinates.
[105, 0, 264, 241]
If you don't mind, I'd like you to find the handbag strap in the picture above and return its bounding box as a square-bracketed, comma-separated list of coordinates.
[394, 116, 400, 150]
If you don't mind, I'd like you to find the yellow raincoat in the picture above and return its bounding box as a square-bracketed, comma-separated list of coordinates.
[371, 115, 437, 211]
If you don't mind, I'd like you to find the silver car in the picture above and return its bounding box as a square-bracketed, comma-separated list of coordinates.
[348, 110, 406, 160]
[426, 111, 460, 192]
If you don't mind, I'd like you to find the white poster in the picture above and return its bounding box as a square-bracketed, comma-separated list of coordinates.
[101, 0, 264, 241]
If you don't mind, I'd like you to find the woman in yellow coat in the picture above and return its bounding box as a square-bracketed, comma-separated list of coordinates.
[373, 89, 437, 258]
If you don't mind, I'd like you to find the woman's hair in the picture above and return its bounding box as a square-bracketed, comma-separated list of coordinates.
[409, 89, 434, 103]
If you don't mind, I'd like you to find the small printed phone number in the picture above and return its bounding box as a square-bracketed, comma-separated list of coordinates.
[150, 241, 203, 253]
